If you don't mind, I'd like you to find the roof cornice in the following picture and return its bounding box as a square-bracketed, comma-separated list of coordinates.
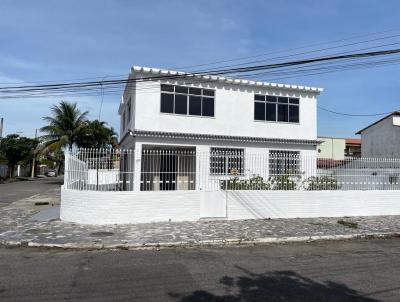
[130, 129, 320, 146]
[131, 65, 324, 94]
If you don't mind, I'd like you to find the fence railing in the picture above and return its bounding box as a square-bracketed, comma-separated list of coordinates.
[64, 148, 400, 192]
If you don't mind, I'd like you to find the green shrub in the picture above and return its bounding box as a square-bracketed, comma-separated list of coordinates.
[220, 174, 301, 190]
[268, 174, 300, 190]
[303, 176, 339, 190]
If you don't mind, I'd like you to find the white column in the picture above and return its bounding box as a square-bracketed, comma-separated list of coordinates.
[195, 145, 210, 191]
[133, 143, 142, 191]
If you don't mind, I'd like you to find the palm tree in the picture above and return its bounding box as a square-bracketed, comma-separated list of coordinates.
[40, 101, 88, 151]
[76, 120, 118, 149]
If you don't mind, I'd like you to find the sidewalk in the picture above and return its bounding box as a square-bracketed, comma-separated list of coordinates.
[1, 190, 400, 249]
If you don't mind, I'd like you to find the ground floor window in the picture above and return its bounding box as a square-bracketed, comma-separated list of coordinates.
[210, 148, 244, 175]
[140, 146, 196, 191]
[269, 150, 300, 175]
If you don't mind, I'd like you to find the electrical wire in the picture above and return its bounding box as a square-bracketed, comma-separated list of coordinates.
[1, 47, 400, 96]
[318, 106, 397, 116]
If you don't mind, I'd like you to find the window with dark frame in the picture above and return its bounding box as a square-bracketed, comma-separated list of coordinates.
[269, 150, 300, 175]
[127, 98, 131, 122]
[210, 148, 244, 175]
[160, 84, 215, 117]
[254, 95, 299, 123]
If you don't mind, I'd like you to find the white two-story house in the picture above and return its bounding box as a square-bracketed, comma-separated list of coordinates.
[118, 66, 323, 191]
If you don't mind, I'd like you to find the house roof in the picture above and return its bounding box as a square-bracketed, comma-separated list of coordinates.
[345, 138, 361, 145]
[355, 111, 400, 135]
[125, 129, 321, 146]
[317, 136, 361, 145]
[130, 66, 324, 94]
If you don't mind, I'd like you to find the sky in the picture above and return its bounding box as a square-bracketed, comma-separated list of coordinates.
[0, 0, 400, 139]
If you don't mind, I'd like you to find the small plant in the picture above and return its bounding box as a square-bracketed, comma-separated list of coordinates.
[302, 176, 340, 191]
[269, 174, 300, 190]
[220, 173, 301, 190]
[389, 175, 399, 185]
[220, 176, 271, 190]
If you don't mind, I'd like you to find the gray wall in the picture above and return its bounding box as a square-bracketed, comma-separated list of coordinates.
[361, 116, 400, 158]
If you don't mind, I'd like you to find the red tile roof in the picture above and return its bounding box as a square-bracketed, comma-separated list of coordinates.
[345, 138, 361, 146]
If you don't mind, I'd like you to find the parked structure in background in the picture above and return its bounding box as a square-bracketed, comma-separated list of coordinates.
[356, 112, 400, 157]
[118, 66, 323, 191]
[317, 137, 361, 160]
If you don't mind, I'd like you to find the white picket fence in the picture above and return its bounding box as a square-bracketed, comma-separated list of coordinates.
[64, 148, 400, 192]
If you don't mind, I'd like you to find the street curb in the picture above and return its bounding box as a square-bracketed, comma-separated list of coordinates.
[1, 232, 400, 250]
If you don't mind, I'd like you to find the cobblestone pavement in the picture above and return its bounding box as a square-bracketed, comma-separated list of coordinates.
[1, 189, 400, 249]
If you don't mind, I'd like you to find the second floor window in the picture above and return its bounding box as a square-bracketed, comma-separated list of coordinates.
[161, 84, 215, 117]
[254, 95, 300, 123]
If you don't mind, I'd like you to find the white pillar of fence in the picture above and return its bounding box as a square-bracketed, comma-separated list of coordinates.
[64, 151, 70, 189]
[133, 146, 142, 192]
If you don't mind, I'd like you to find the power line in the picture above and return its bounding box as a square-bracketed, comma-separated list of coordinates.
[0, 30, 398, 94]
[175, 29, 400, 70]
[192, 33, 400, 72]
[318, 106, 396, 116]
[238, 40, 400, 78]
[1, 47, 400, 96]
[0, 29, 398, 90]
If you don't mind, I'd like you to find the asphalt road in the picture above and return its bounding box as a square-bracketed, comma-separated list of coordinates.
[0, 176, 63, 206]
[1, 238, 400, 301]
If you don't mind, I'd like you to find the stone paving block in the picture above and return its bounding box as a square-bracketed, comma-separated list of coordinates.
[2, 189, 400, 249]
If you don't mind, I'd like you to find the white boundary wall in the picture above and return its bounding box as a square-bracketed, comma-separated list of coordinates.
[61, 187, 400, 225]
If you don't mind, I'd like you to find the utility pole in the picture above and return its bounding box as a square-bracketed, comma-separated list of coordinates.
[0, 118, 3, 138]
[31, 128, 37, 178]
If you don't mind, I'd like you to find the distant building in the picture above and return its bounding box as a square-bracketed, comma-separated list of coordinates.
[356, 112, 400, 158]
[344, 138, 361, 157]
[318, 137, 362, 159]
[317, 137, 346, 160]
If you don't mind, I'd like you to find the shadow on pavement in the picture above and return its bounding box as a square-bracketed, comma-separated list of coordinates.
[170, 267, 377, 302]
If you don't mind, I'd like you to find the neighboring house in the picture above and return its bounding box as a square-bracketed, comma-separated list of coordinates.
[356, 112, 400, 157]
[118, 66, 323, 191]
[317, 137, 362, 160]
[317, 137, 346, 160]
[345, 138, 361, 157]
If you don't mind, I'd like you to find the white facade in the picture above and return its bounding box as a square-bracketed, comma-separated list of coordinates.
[357, 113, 400, 158]
[118, 66, 323, 191]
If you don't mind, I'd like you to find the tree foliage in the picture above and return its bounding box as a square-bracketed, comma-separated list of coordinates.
[0, 134, 38, 177]
[76, 120, 118, 149]
[40, 101, 88, 151]
[40, 101, 118, 151]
